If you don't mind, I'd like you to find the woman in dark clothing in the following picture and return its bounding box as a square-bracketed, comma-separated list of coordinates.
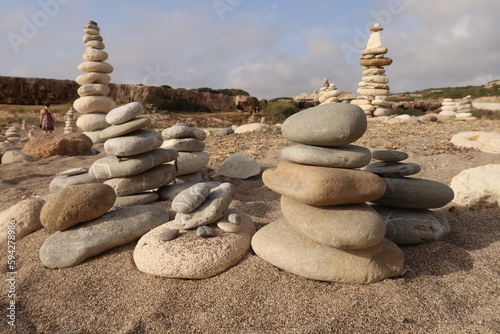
[40, 102, 56, 134]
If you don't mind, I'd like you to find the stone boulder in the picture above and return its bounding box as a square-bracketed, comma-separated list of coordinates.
[234, 123, 268, 134]
[22, 133, 93, 158]
[450, 164, 500, 208]
[0, 198, 45, 243]
[1, 150, 39, 164]
[450, 131, 500, 154]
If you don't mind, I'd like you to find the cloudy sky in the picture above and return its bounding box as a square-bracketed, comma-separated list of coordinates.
[1, 0, 499, 98]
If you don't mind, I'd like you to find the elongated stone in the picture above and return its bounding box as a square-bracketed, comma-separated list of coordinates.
[73, 96, 116, 114]
[106, 102, 143, 125]
[281, 144, 371, 168]
[171, 183, 211, 214]
[99, 117, 151, 140]
[76, 113, 108, 131]
[161, 138, 205, 152]
[75, 72, 111, 85]
[104, 129, 163, 157]
[39, 205, 169, 268]
[363, 162, 421, 177]
[371, 150, 408, 162]
[162, 125, 207, 141]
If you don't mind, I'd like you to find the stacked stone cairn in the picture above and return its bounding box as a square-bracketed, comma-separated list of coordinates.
[455, 95, 475, 119]
[74, 21, 116, 144]
[363, 150, 454, 245]
[439, 98, 457, 117]
[351, 23, 393, 117]
[318, 78, 340, 104]
[5, 124, 21, 144]
[161, 124, 210, 183]
[63, 107, 78, 134]
[251, 103, 404, 284]
[134, 182, 256, 279]
[88, 102, 178, 208]
[38, 182, 169, 268]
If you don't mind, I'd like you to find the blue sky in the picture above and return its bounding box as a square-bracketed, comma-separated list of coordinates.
[1, 0, 500, 98]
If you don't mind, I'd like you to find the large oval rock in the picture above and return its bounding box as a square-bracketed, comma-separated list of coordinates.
[371, 205, 451, 245]
[0, 198, 45, 243]
[76, 113, 109, 131]
[22, 133, 93, 158]
[171, 183, 211, 213]
[281, 103, 367, 146]
[263, 161, 386, 206]
[77, 61, 113, 74]
[73, 96, 116, 114]
[371, 177, 454, 209]
[281, 196, 386, 249]
[162, 125, 207, 140]
[174, 183, 235, 229]
[134, 209, 255, 279]
[104, 164, 176, 196]
[40, 183, 116, 231]
[215, 154, 261, 179]
[75, 72, 111, 85]
[99, 117, 151, 140]
[39, 205, 169, 268]
[89, 148, 178, 179]
[169, 151, 210, 176]
[281, 144, 371, 168]
[161, 138, 205, 152]
[104, 129, 163, 157]
[77, 84, 109, 97]
[450, 164, 500, 208]
[251, 220, 404, 284]
[106, 102, 143, 125]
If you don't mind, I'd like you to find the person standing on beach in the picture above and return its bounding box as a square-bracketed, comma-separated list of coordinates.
[40, 102, 56, 134]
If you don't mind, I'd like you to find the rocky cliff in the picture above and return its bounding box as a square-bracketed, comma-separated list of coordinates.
[0, 76, 258, 112]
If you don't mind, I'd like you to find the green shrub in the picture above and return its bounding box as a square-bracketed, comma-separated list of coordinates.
[264, 102, 300, 121]
[216, 88, 250, 96]
[392, 108, 424, 116]
[192, 87, 218, 94]
[143, 92, 210, 112]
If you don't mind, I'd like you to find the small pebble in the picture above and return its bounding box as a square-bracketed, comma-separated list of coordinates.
[196, 226, 216, 238]
[228, 213, 242, 225]
[217, 222, 241, 233]
[158, 229, 179, 241]
[371, 150, 408, 162]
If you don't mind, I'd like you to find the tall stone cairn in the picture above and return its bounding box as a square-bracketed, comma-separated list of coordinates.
[73, 21, 116, 144]
[351, 23, 393, 117]
[318, 78, 340, 104]
[63, 107, 78, 134]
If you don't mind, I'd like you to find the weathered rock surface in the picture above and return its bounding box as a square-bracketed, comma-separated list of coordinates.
[134, 209, 255, 279]
[363, 162, 421, 177]
[215, 154, 261, 179]
[40, 183, 116, 231]
[450, 164, 500, 208]
[234, 123, 268, 134]
[161, 138, 205, 152]
[281, 103, 367, 146]
[263, 161, 386, 206]
[450, 131, 500, 154]
[171, 183, 211, 213]
[281, 196, 386, 249]
[22, 133, 93, 158]
[157, 182, 221, 201]
[99, 117, 151, 140]
[1, 150, 39, 164]
[169, 151, 210, 176]
[251, 220, 404, 284]
[106, 102, 143, 125]
[371, 205, 451, 245]
[0, 198, 45, 243]
[39, 205, 169, 268]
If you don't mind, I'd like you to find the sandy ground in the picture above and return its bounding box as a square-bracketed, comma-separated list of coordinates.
[1, 117, 500, 333]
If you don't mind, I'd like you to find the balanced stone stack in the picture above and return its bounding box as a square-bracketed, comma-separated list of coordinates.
[439, 98, 457, 117]
[74, 21, 115, 144]
[134, 182, 256, 279]
[455, 95, 475, 119]
[5, 124, 21, 144]
[351, 23, 393, 117]
[161, 124, 210, 183]
[88, 102, 178, 207]
[364, 150, 454, 245]
[318, 78, 340, 104]
[63, 107, 78, 134]
[252, 103, 404, 284]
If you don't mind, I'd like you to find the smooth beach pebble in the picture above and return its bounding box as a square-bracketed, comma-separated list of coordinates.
[217, 222, 241, 233]
[228, 213, 242, 225]
[158, 229, 179, 241]
[196, 226, 216, 238]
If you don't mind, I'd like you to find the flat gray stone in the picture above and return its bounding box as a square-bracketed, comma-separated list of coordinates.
[362, 162, 421, 177]
[174, 183, 235, 229]
[39, 205, 169, 268]
[371, 205, 451, 245]
[162, 125, 207, 141]
[281, 144, 371, 168]
[106, 102, 143, 125]
[215, 154, 261, 179]
[157, 182, 221, 201]
[99, 117, 151, 140]
[171, 183, 211, 213]
[104, 129, 163, 157]
[162, 138, 206, 152]
[89, 148, 178, 179]
[104, 164, 176, 196]
[371, 177, 455, 209]
[134, 209, 255, 279]
[251, 219, 404, 284]
[168, 151, 210, 176]
[281, 103, 367, 146]
[49, 173, 105, 193]
[113, 192, 159, 209]
[371, 150, 408, 162]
